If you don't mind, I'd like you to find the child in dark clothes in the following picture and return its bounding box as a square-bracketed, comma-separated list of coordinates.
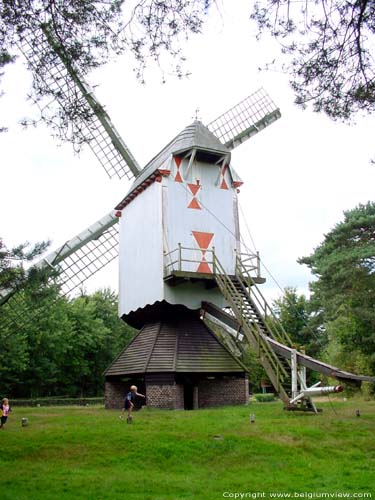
[120, 386, 145, 421]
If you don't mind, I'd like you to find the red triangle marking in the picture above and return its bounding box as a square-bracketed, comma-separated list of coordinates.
[174, 156, 182, 167]
[192, 231, 214, 250]
[188, 198, 201, 210]
[220, 178, 229, 190]
[175, 171, 183, 183]
[187, 183, 201, 196]
[197, 261, 212, 274]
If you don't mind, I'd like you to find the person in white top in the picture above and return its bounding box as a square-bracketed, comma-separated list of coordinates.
[0, 398, 11, 429]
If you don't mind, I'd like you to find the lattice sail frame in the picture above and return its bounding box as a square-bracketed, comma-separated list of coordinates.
[0, 213, 119, 331]
[51, 225, 119, 297]
[18, 24, 140, 180]
[1, 22, 140, 328]
[207, 88, 281, 150]
[32, 212, 119, 294]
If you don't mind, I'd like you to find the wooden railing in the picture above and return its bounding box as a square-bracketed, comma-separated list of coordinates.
[164, 244, 215, 275]
[164, 244, 261, 279]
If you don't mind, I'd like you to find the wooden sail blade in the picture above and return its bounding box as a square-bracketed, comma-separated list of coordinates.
[207, 88, 281, 150]
[0, 213, 119, 331]
[52, 222, 119, 297]
[18, 25, 140, 180]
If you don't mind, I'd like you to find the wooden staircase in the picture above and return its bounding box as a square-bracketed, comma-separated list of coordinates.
[213, 254, 294, 407]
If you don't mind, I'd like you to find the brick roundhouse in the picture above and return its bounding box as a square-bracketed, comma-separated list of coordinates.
[105, 312, 248, 410]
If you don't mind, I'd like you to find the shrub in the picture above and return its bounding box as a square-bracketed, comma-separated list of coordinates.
[253, 393, 275, 402]
[10, 397, 104, 407]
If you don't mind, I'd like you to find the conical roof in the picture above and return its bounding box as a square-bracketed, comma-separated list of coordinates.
[170, 120, 230, 156]
[115, 121, 234, 210]
[105, 315, 245, 376]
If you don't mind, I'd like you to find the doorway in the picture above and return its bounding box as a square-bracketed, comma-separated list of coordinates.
[183, 383, 194, 410]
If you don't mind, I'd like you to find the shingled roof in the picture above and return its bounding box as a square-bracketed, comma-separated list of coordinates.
[115, 120, 243, 210]
[105, 315, 245, 376]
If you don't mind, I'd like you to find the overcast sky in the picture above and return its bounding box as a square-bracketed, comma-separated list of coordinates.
[1, 1, 374, 304]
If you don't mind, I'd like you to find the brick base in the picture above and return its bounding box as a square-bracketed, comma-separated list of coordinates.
[105, 375, 248, 410]
[105, 378, 146, 410]
[146, 383, 184, 409]
[198, 376, 248, 408]
[105, 381, 125, 410]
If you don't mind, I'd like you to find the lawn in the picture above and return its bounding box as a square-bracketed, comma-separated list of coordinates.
[0, 398, 374, 500]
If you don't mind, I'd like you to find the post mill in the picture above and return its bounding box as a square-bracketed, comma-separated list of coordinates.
[1, 21, 374, 412]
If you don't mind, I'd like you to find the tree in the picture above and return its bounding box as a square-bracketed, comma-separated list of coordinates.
[273, 287, 326, 358]
[89, 288, 135, 365]
[0, 237, 50, 302]
[2, 1, 373, 129]
[0, 236, 59, 395]
[62, 289, 135, 397]
[0, 235, 136, 397]
[0, 296, 29, 395]
[242, 347, 267, 393]
[0, 0, 212, 136]
[0, 279, 68, 396]
[299, 202, 375, 377]
[1, 282, 136, 397]
[251, 0, 375, 120]
[15, 290, 73, 398]
[0, 46, 14, 131]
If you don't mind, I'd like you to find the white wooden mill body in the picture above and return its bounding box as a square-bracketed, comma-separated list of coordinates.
[116, 121, 244, 323]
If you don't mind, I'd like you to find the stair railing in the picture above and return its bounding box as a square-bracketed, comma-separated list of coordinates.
[235, 254, 293, 348]
[212, 252, 290, 403]
[235, 256, 320, 408]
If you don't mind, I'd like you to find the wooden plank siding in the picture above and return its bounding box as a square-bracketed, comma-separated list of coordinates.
[147, 323, 177, 372]
[105, 315, 244, 376]
[176, 319, 242, 372]
[104, 322, 159, 376]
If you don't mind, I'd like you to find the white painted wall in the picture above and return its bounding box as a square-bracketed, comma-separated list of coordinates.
[119, 155, 241, 316]
[118, 181, 164, 316]
[164, 280, 226, 310]
[162, 156, 240, 310]
[164, 157, 239, 275]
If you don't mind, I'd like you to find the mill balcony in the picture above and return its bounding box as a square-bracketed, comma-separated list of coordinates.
[163, 244, 265, 287]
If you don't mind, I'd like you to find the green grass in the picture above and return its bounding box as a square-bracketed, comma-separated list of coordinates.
[0, 399, 374, 500]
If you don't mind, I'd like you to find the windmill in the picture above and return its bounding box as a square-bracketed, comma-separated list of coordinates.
[1, 22, 374, 412]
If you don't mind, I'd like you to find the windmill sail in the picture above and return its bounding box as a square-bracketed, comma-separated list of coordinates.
[207, 88, 281, 150]
[0, 213, 119, 330]
[37, 212, 119, 297]
[18, 24, 140, 180]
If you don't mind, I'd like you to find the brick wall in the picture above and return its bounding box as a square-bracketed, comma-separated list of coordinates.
[105, 375, 249, 410]
[146, 383, 184, 409]
[198, 376, 248, 408]
[105, 381, 125, 409]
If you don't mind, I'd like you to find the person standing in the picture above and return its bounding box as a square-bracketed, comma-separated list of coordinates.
[0, 398, 11, 429]
[120, 386, 145, 422]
